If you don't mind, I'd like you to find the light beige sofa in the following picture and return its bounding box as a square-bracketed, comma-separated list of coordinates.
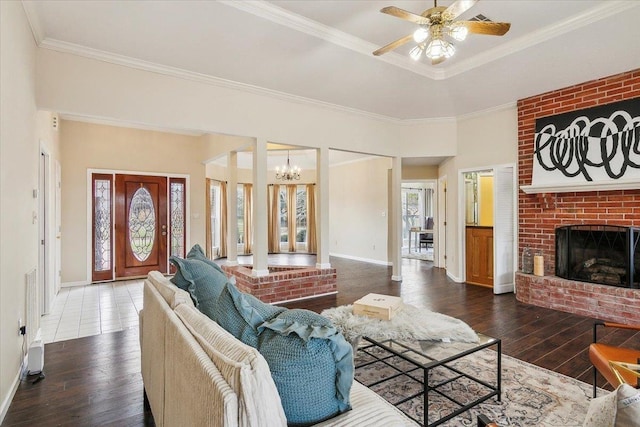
[140, 271, 419, 427]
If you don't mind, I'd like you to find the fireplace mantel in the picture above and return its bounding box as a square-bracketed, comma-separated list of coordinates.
[520, 178, 640, 194]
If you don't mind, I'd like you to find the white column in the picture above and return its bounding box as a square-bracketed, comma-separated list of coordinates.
[252, 138, 269, 277]
[226, 151, 238, 265]
[316, 147, 331, 269]
[391, 156, 402, 281]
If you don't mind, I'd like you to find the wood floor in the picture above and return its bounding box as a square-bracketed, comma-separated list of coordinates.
[4, 257, 639, 426]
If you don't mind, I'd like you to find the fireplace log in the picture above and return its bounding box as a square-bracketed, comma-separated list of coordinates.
[590, 272, 621, 285]
[599, 265, 626, 275]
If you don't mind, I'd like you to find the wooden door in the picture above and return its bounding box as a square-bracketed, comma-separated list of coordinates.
[115, 175, 168, 278]
[465, 226, 494, 287]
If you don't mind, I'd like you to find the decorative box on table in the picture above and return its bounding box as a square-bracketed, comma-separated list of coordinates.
[353, 293, 402, 320]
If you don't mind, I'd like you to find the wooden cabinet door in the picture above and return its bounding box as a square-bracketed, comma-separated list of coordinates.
[465, 226, 494, 287]
[115, 175, 168, 278]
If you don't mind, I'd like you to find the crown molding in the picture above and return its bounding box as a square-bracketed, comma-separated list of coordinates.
[399, 116, 457, 126]
[21, 1, 44, 45]
[440, 1, 639, 78]
[456, 101, 517, 121]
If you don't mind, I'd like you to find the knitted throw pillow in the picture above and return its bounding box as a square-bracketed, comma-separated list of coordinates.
[257, 309, 354, 426]
[169, 255, 229, 320]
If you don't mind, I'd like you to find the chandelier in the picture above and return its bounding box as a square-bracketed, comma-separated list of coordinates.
[409, 21, 467, 61]
[275, 151, 301, 181]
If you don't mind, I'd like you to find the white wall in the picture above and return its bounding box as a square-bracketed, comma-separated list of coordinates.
[439, 105, 518, 281]
[329, 156, 393, 264]
[36, 49, 458, 159]
[0, 1, 38, 420]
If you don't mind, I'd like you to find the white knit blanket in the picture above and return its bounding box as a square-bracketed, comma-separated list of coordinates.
[321, 303, 478, 344]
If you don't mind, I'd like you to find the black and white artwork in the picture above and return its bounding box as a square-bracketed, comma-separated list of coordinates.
[532, 97, 640, 185]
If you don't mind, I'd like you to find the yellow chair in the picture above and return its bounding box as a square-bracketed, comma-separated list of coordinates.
[589, 321, 640, 397]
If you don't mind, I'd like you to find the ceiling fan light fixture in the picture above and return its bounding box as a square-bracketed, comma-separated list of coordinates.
[448, 22, 468, 41]
[425, 38, 455, 59]
[409, 44, 424, 61]
[412, 26, 429, 43]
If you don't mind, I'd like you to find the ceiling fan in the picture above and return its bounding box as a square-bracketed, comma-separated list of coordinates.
[373, 0, 511, 65]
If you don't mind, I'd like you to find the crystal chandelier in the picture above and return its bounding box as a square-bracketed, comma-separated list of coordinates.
[275, 151, 301, 181]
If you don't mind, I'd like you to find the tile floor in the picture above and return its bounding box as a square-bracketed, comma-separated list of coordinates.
[41, 279, 144, 344]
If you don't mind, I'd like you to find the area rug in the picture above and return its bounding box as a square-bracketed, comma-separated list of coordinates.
[321, 304, 478, 344]
[355, 346, 604, 426]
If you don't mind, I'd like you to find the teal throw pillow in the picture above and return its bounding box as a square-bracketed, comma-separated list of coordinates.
[169, 256, 229, 320]
[257, 309, 354, 426]
[185, 244, 225, 274]
[215, 282, 285, 348]
[171, 244, 224, 290]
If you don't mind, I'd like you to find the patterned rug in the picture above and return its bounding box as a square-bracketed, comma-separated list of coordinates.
[355, 345, 603, 426]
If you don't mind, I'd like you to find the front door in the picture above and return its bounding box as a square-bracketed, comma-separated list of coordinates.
[115, 175, 168, 278]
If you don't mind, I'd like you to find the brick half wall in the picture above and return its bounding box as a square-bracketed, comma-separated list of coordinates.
[517, 69, 640, 323]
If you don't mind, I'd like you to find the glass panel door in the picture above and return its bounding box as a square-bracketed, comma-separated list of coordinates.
[92, 173, 113, 282]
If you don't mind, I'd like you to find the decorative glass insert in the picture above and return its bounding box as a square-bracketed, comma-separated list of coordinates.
[170, 181, 185, 258]
[128, 187, 155, 262]
[94, 179, 111, 271]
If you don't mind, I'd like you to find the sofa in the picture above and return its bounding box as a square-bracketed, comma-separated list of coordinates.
[140, 270, 419, 426]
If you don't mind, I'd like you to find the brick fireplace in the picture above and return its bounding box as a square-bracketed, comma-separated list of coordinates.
[515, 69, 640, 324]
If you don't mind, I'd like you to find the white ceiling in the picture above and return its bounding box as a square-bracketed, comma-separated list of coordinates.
[23, 0, 640, 122]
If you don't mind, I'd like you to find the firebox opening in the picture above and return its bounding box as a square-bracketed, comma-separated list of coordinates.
[555, 225, 640, 289]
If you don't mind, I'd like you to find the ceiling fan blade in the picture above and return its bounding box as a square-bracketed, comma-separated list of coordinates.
[380, 6, 429, 25]
[432, 56, 447, 66]
[443, 0, 478, 20]
[373, 34, 414, 56]
[460, 21, 511, 36]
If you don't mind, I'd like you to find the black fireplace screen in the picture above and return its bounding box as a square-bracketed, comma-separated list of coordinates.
[556, 225, 640, 288]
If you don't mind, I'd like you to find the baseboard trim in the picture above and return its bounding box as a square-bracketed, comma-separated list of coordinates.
[391, 275, 403, 282]
[0, 365, 22, 424]
[446, 270, 463, 283]
[330, 253, 392, 266]
[61, 280, 90, 288]
[493, 283, 514, 295]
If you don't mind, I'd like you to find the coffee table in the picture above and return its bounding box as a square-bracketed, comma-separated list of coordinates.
[354, 334, 501, 426]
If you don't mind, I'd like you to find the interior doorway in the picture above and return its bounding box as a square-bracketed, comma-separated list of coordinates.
[459, 165, 515, 294]
[401, 180, 437, 263]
